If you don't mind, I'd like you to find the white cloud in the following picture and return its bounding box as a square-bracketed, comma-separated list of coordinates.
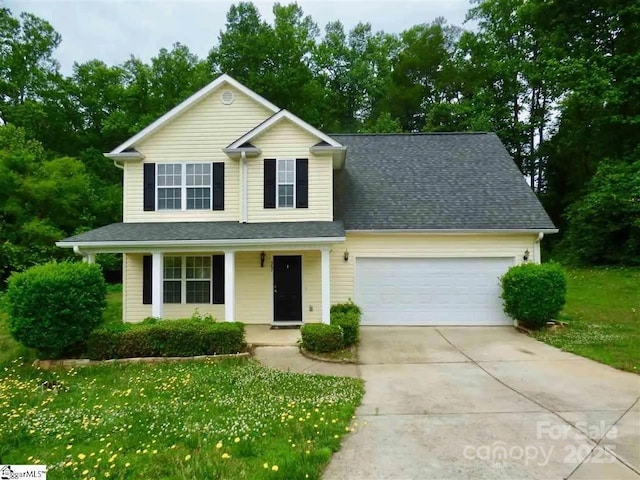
[6, 0, 473, 74]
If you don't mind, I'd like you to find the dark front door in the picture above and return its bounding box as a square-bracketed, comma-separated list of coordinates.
[273, 255, 302, 322]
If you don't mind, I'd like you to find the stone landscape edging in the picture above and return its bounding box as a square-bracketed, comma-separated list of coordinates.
[33, 352, 251, 369]
[299, 346, 358, 364]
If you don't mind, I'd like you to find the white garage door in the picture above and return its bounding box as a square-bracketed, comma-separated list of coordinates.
[355, 257, 514, 326]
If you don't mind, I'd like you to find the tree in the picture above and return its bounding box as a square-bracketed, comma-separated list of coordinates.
[383, 19, 463, 132]
[0, 8, 61, 125]
[558, 156, 640, 265]
[0, 125, 95, 279]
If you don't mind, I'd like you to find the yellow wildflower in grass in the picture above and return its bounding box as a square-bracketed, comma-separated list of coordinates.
[82, 470, 89, 475]
[215, 441, 223, 449]
[125, 463, 130, 468]
[78, 454, 86, 460]
[153, 450, 158, 454]
[221, 453, 231, 459]
[234, 437, 240, 443]
[271, 465, 279, 472]
[263, 463, 269, 469]
[184, 454, 191, 461]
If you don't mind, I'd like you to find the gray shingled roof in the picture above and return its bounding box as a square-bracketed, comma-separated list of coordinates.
[60, 221, 345, 244]
[331, 133, 556, 231]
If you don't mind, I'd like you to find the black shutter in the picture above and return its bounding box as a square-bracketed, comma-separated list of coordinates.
[143, 163, 155, 211]
[142, 255, 152, 305]
[296, 158, 308, 208]
[212, 162, 224, 210]
[212, 255, 225, 304]
[264, 159, 276, 209]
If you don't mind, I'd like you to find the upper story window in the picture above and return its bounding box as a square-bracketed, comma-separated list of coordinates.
[277, 159, 295, 208]
[157, 163, 211, 210]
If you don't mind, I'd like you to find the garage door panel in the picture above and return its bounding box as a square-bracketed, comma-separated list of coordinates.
[355, 257, 513, 326]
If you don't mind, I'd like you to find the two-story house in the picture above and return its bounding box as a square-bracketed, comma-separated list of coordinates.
[58, 74, 556, 326]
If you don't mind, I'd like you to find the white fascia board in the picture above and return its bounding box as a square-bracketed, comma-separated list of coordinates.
[56, 236, 346, 250]
[227, 110, 343, 149]
[222, 147, 262, 158]
[346, 229, 559, 235]
[110, 74, 280, 154]
[103, 152, 144, 161]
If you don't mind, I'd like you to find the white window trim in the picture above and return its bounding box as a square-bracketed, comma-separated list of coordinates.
[163, 255, 212, 304]
[276, 158, 296, 209]
[156, 162, 212, 212]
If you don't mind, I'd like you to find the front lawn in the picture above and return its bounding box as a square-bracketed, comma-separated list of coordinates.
[0, 359, 363, 479]
[532, 267, 640, 373]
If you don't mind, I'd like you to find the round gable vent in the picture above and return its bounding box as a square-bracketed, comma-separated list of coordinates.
[220, 90, 235, 105]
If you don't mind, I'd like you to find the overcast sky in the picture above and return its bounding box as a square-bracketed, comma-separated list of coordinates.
[7, 0, 473, 75]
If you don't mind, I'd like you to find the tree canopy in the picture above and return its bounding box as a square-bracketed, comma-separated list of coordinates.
[0, 0, 638, 279]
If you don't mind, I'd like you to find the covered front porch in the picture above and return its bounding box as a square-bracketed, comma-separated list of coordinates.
[130, 246, 334, 325]
[56, 220, 346, 326]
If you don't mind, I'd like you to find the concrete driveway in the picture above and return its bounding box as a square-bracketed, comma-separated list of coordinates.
[324, 327, 640, 480]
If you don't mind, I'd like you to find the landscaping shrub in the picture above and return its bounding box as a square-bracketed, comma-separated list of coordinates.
[330, 300, 362, 317]
[501, 262, 567, 329]
[300, 324, 344, 353]
[330, 301, 362, 347]
[87, 319, 246, 360]
[331, 312, 361, 347]
[6, 261, 106, 358]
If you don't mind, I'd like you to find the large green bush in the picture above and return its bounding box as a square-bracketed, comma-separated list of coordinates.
[6, 261, 106, 358]
[330, 301, 362, 347]
[300, 324, 344, 353]
[87, 319, 246, 360]
[500, 263, 567, 329]
[559, 159, 640, 265]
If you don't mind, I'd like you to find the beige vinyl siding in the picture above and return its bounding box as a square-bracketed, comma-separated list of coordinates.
[123, 251, 321, 324]
[330, 233, 538, 304]
[123, 85, 273, 222]
[247, 119, 333, 222]
[235, 251, 321, 324]
[124, 253, 151, 321]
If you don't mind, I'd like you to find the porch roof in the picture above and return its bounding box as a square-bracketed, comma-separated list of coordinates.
[57, 220, 345, 249]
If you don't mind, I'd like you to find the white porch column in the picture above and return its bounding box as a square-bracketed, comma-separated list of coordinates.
[224, 251, 235, 321]
[321, 248, 331, 324]
[151, 252, 164, 319]
[85, 253, 96, 264]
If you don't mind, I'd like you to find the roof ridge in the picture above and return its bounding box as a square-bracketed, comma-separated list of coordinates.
[331, 132, 491, 136]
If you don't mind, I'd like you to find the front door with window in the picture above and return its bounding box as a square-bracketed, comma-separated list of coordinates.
[273, 255, 302, 322]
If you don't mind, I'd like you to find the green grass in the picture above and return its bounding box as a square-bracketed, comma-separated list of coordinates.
[0, 286, 364, 478]
[0, 359, 363, 479]
[533, 267, 640, 373]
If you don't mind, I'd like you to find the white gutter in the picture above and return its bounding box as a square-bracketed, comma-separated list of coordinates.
[56, 236, 346, 249]
[241, 151, 248, 223]
[346, 228, 559, 235]
[534, 232, 544, 263]
[222, 147, 262, 158]
[103, 152, 144, 161]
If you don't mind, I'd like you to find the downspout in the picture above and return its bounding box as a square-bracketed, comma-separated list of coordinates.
[241, 151, 248, 223]
[534, 232, 544, 263]
[113, 159, 124, 170]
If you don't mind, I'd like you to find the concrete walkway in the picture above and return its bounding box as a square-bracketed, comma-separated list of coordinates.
[254, 346, 359, 377]
[322, 327, 640, 480]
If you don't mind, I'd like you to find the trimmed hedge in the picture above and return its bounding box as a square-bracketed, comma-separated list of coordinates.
[300, 324, 344, 353]
[500, 262, 567, 329]
[87, 319, 246, 360]
[330, 300, 362, 317]
[331, 312, 360, 346]
[6, 261, 106, 359]
[330, 301, 362, 347]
